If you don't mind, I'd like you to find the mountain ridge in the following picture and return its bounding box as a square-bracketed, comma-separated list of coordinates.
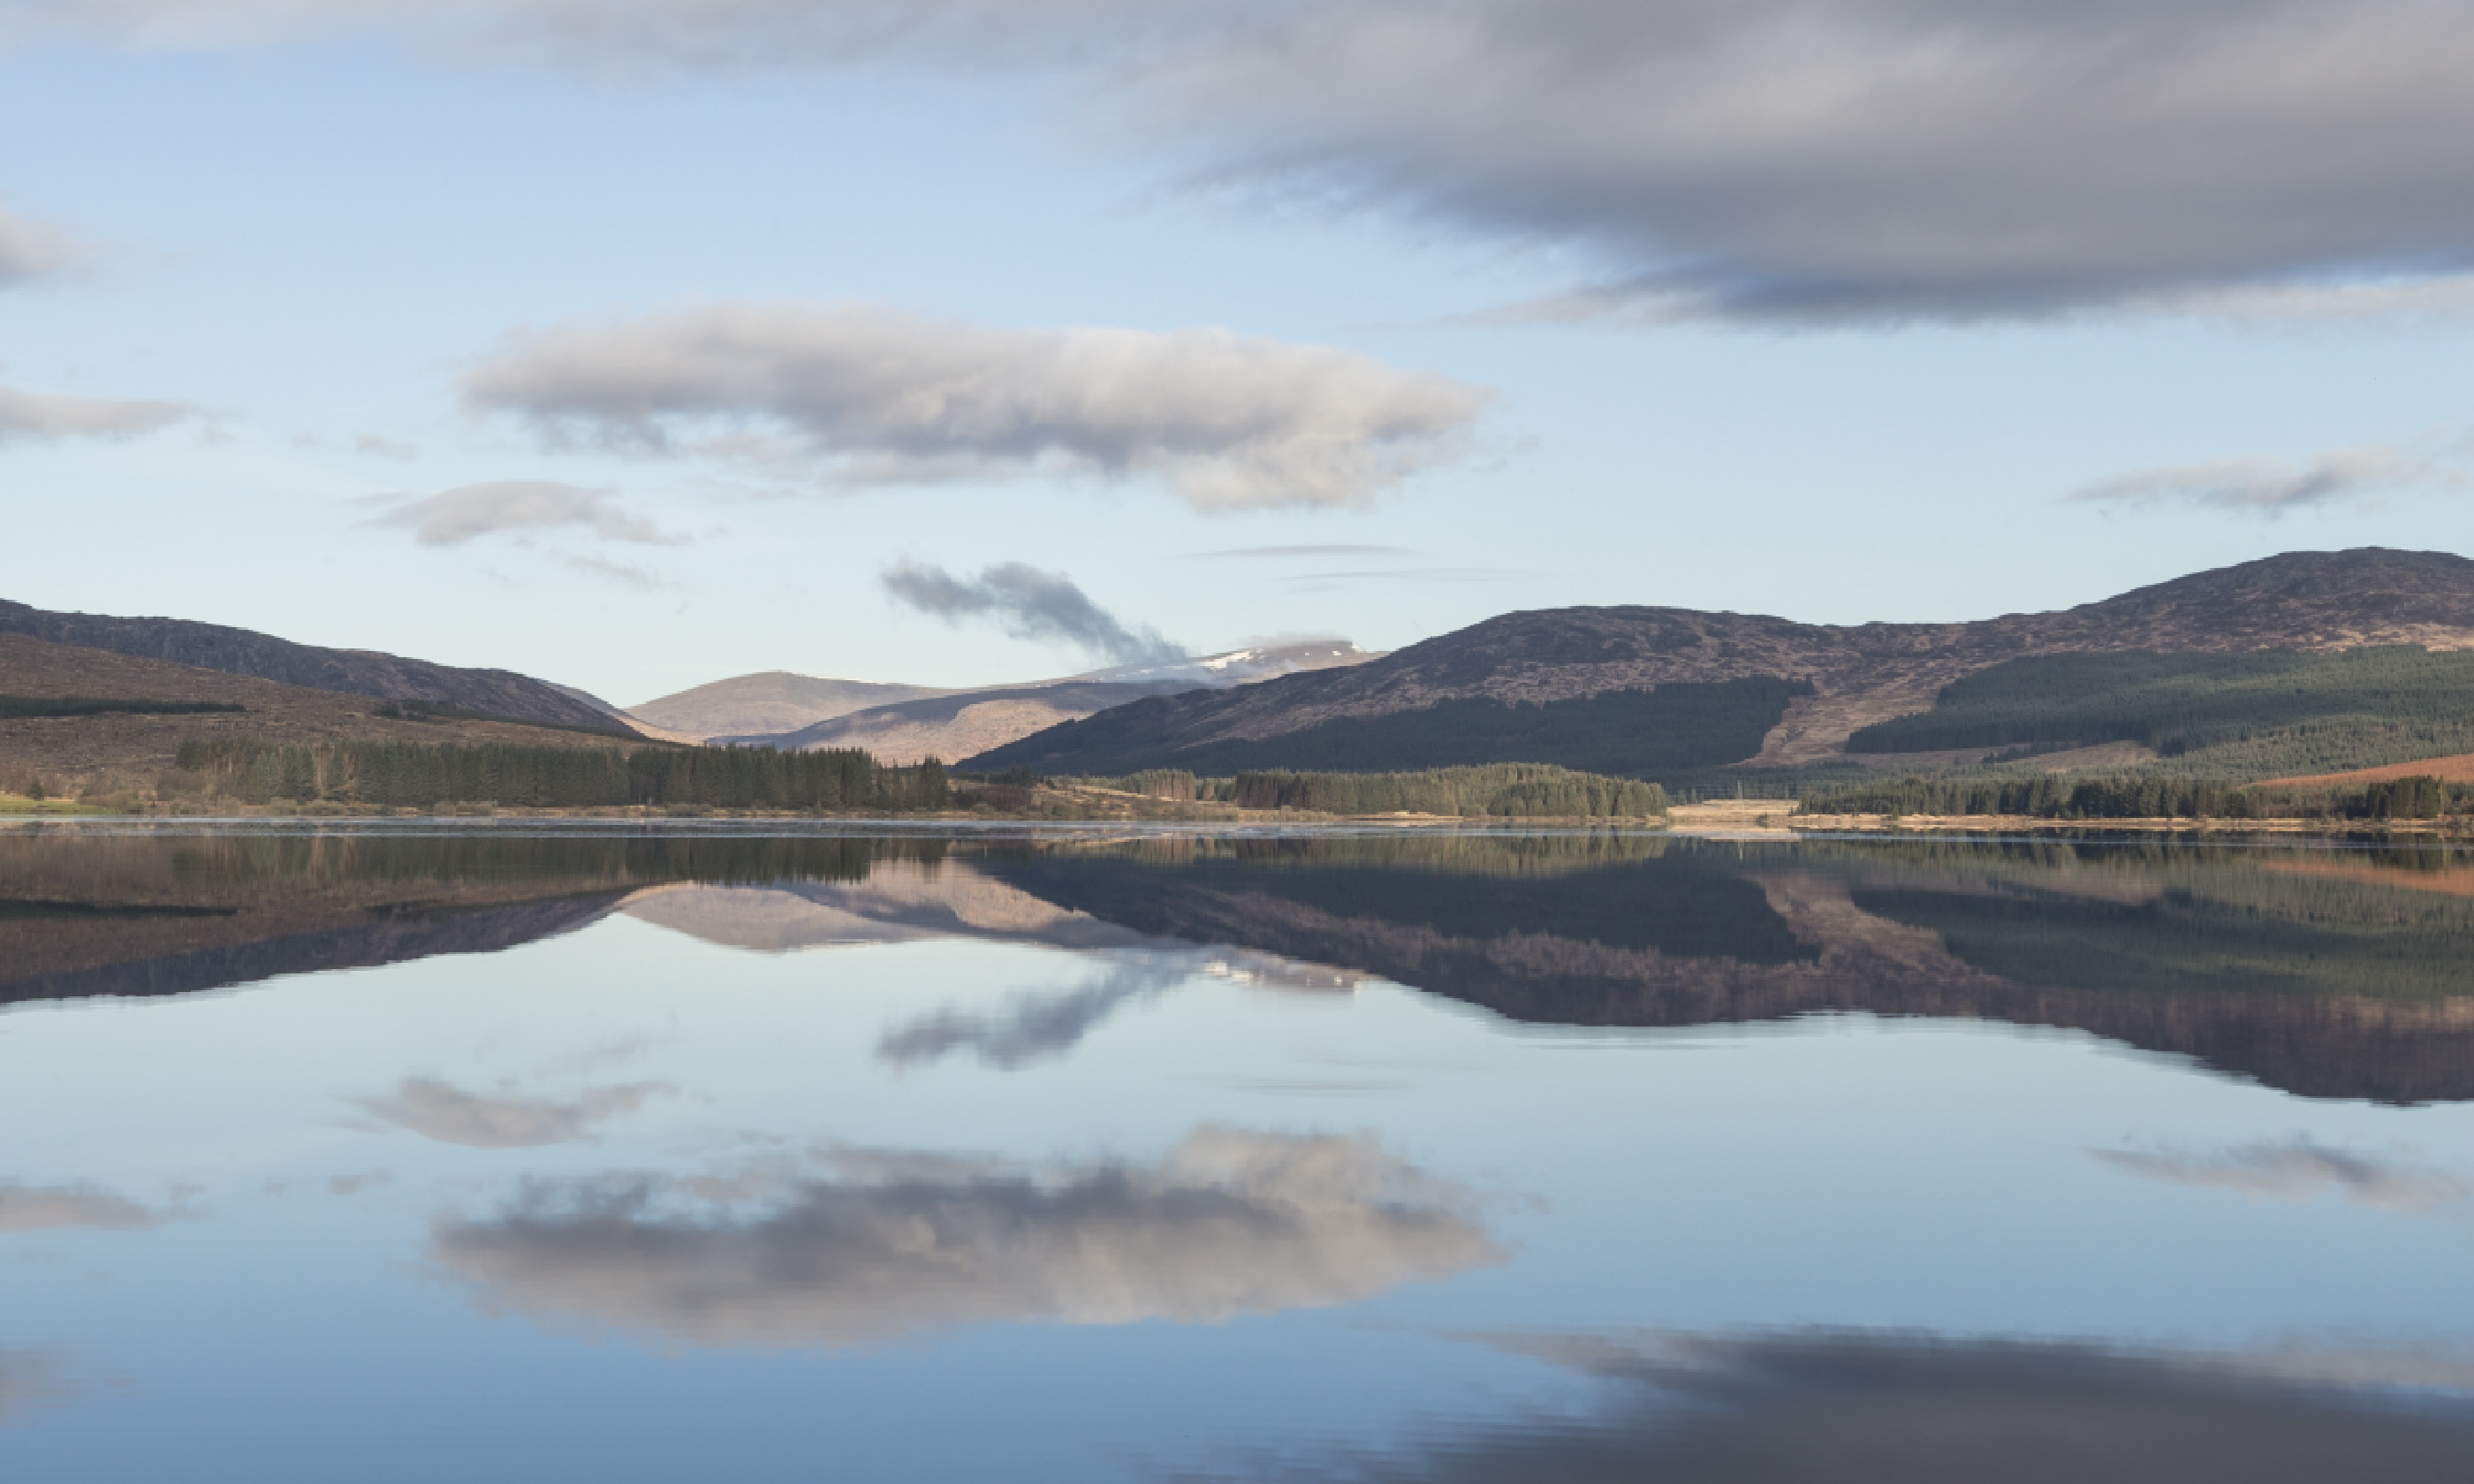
[968, 549, 2474, 777]
[0, 599, 623, 734]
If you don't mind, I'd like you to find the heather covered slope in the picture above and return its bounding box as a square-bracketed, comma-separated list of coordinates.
[0, 598, 622, 733]
[968, 549, 2474, 779]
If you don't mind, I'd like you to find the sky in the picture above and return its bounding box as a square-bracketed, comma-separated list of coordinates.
[5, 0, 2474, 704]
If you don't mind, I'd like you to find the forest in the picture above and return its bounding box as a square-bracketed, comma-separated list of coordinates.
[1226, 764, 1667, 817]
[173, 737, 951, 811]
[1845, 647, 2474, 778]
[1797, 772, 2463, 821]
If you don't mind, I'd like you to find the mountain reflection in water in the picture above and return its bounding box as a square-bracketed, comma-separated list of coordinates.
[6, 829, 2474, 1102]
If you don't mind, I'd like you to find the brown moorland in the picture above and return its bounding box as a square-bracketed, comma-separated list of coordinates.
[0, 632, 643, 795]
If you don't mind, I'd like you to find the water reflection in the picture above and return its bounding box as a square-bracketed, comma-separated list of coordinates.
[7, 829, 2474, 1102]
[432, 1127, 1502, 1348]
[0, 1182, 176, 1232]
[354, 1078, 676, 1149]
[2091, 1139, 2474, 1215]
[1190, 1330, 2474, 1483]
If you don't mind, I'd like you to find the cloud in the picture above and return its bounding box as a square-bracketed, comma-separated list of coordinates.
[1184, 544, 1414, 560]
[430, 1125, 1501, 1347]
[881, 559, 1182, 665]
[0, 202, 84, 288]
[356, 1078, 672, 1148]
[2094, 1139, 2474, 1215]
[35, 4, 2474, 321]
[877, 951, 1195, 1069]
[461, 302, 1490, 511]
[353, 432, 417, 458]
[0, 384, 198, 444]
[1198, 1329, 2474, 1482]
[2066, 447, 2470, 515]
[0, 1181, 172, 1232]
[365, 481, 688, 547]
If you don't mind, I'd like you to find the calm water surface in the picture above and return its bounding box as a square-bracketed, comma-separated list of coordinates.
[4, 822, 2474, 1480]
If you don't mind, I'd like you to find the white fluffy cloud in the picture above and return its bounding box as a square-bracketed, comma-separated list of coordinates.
[2067, 446, 2470, 516]
[366, 481, 688, 546]
[0, 384, 197, 443]
[25, 3, 2474, 321]
[462, 302, 1490, 510]
[431, 1125, 1502, 1346]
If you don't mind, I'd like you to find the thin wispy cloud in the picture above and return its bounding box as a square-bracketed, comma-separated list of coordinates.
[31, 4, 2474, 322]
[882, 559, 1183, 665]
[0, 384, 198, 444]
[1183, 544, 1413, 560]
[366, 481, 688, 547]
[2067, 448, 2470, 517]
[0, 201, 85, 289]
[353, 432, 417, 459]
[461, 302, 1491, 511]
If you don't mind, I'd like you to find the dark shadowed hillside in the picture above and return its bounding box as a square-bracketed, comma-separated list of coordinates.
[0, 599, 623, 733]
[968, 549, 2474, 778]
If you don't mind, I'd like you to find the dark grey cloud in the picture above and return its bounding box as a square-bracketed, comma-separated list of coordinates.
[1188, 1329, 2474, 1483]
[431, 1125, 1501, 1347]
[2094, 1139, 2473, 1214]
[877, 951, 1195, 1069]
[2067, 446, 2470, 516]
[0, 1181, 173, 1232]
[882, 559, 1183, 666]
[366, 480, 688, 547]
[32, 4, 2474, 321]
[356, 1078, 672, 1148]
[0, 202, 83, 288]
[461, 302, 1490, 510]
[0, 384, 198, 444]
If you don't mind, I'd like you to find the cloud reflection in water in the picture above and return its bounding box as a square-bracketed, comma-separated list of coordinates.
[2093, 1139, 2474, 1215]
[1183, 1330, 2474, 1482]
[0, 1182, 174, 1232]
[432, 1126, 1500, 1347]
[356, 1079, 673, 1149]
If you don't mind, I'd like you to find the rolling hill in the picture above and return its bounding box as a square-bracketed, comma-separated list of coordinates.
[687, 640, 1377, 765]
[967, 549, 2474, 782]
[0, 598, 624, 733]
[0, 632, 641, 795]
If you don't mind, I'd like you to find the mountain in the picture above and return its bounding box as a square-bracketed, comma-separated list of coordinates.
[0, 598, 624, 733]
[626, 672, 953, 742]
[725, 681, 1203, 765]
[968, 549, 2474, 780]
[692, 640, 1378, 764]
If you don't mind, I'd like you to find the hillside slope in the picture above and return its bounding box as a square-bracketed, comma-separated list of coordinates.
[626, 672, 952, 741]
[0, 632, 639, 791]
[0, 599, 621, 733]
[969, 549, 2474, 778]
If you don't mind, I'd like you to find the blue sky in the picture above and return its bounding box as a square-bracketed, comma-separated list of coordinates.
[6, 3, 2474, 702]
